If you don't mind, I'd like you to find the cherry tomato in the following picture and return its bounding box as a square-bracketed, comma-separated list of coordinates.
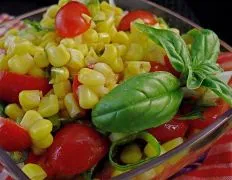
[0, 117, 31, 151]
[150, 62, 169, 72]
[189, 100, 230, 130]
[118, 10, 157, 31]
[229, 77, 232, 87]
[150, 56, 180, 77]
[217, 52, 232, 71]
[55, 1, 90, 37]
[0, 71, 51, 103]
[148, 118, 189, 143]
[45, 124, 108, 176]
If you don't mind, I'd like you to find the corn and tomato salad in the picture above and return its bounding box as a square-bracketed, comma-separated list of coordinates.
[0, 0, 232, 179]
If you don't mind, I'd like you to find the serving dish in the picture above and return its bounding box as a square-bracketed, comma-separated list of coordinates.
[0, 0, 232, 179]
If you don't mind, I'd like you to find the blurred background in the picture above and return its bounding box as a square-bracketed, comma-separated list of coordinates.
[1, 0, 232, 45]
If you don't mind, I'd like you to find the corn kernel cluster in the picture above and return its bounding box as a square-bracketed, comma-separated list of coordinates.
[0, 1, 177, 179]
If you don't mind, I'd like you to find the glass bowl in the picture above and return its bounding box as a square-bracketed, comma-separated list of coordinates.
[0, 0, 232, 179]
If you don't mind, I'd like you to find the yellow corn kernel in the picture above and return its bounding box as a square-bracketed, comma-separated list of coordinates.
[124, 61, 151, 79]
[46, 44, 70, 67]
[33, 47, 49, 68]
[50, 67, 69, 84]
[60, 38, 75, 48]
[112, 169, 125, 177]
[93, 62, 117, 87]
[162, 137, 184, 152]
[74, 35, 83, 44]
[113, 43, 127, 57]
[120, 144, 142, 164]
[74, 44, 88, 56]
[31, 146, 46, 155]
[40, 16, 55, 29]
[67, 49, 85, 70]
[19, 90, 42, 110]
[20, 110, 43, 129]
[64, 93, 81, 118]
[98, 33, 111, 44]
[22, 163, 47, 180]
[88, 85, 109, 97]
[58, 0, 70, 7]
[33, 134, 53, 149]
[124, 43, 144, 61]
[40, 32, 57, 47]
[78, 85, 99, 109]
[29, 119, 53, 140]
[8, 53, 34, 74]
[100, 44, 124, 73]
[96, 16, 114, 33]
[112, 31, 129, 45]
[108, 25, 118, 39]
[93, 11, 106, 21]
[78, 68, 105, 86]
[89, 42, 105, 53]
[84, 47, 99, 66]
[5, 104, 24, 120]
[143, 40, 166, 63]
[44, 89, 54, 97]
[7, 39, 33, 55]
[83, 29, 99, 43]
[5, 29, 18, 36]
[38, 95, 59, 117]
[58, 98, 65, 110]
[0, 54, 8, 70]
[53, 80, 72, 98]
[46, 5, 59, 18]
[28, 66, 46, 78]
[144, 143, 160, 158]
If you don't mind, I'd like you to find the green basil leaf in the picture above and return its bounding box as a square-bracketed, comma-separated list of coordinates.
[202, 75, 232, 106]
[135, 23, 191, 73]
[92, 72, 183, 133]
[188, 29, 220, 65]
[109, 132, 160, 170]
[87, 0, 100, 17]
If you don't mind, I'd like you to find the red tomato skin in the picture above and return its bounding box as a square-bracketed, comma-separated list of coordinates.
[149, 56, 180, 77]
[150, 62, 169, 72]
[118, 10, 157, 31]
[148, 118, 189, 143]
[217, 52, 232, 71]
[0, 71, 51, 103]
[55, 1, 90, 37]
[229, 77, 232, 86]
[0, 117, 31, 151]
[189, 100, 230, 130]
[46, 124, 108, 176]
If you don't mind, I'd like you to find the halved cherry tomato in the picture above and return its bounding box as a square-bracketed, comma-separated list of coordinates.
[229, 77, 232, 86]
[148, 118, 189, 143]
[150, 62, 169, 72]
[118, 10, 157, 31]
[0, 117, 31, 151]
[217, 52, 232, 71]
[150, 56, 180, 77]
[45, 124, 108, 176]
[0, 71, 51, 103]
[188, 100, 230, 130]
[55, 1, 90, 37]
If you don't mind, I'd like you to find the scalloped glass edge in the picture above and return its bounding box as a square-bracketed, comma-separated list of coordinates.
[0, 0, 231, 179]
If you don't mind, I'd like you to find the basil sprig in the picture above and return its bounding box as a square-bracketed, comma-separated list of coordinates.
[135, 23, 232, 106]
